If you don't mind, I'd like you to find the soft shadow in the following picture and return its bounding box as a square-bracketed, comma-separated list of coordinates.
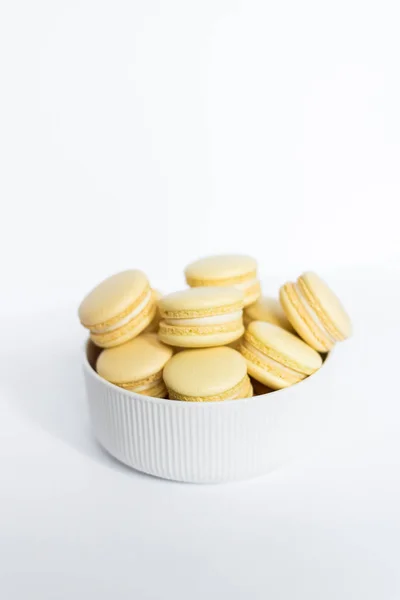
[2, 309, 162, 482]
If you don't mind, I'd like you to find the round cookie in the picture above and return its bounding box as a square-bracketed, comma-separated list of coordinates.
[244, 296, 292, 331]
[280, 272, 352, 352]
[184, 254, 261, 307]
[240, 321, 322, 390]
[96, 333, 173, 397]
[163, 347, 252, 401]
[79, 270, 156, 348]
[158, 287, 245, 348]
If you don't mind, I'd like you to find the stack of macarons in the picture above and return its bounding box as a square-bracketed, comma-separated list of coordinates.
[79, 255, 351, 402]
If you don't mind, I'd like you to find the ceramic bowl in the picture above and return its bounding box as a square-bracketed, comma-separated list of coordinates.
[83, 341, 333, 483]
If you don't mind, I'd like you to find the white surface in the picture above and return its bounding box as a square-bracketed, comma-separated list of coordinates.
[1, 0, 400, 311]
[1, 268, 400, 599]
[1, 0, 400, 597]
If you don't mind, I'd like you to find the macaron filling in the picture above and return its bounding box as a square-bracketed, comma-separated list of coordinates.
[89, 289, 153, 334]
[297, 278, 345, 341]
[159, 296, 245, 344]
[114, 369, 162, 390]
[185, 270, 257, 288]
[234, 277, 259, 292]
[284, 282, 335, 349]
[125, 377, 167, 397]
[90, 299, 156, 346]
[121, 378, 167, 397]
[159, 318, 243, 337]
[240, 339, 305, 385]
[162, 310, 243, 327]
[167, 374, 252, 402]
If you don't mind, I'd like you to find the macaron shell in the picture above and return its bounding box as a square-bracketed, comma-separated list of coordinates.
[243, 353, 299, 390]
[245, 378, 254, 398]
[158, 323, 244, 348]
[90, 299, 156, 348]
[163, 347, 248, 400]
[243, 281, 262, 307]
[244, 296, 292, 331]
[279, 284, 334, 352]
[96, 332, 173, 384]
[121, 379, 168, 398]
[185, 254, 257, 282]
[79, 270, 149, 328]
[227, 335, 244, 350]
[184, 255, 260, 308]
[299, 272, 352, 340]
[159, 287, 244, 317]
[136, 380, 168, 398]
[246, 321, 323, 374]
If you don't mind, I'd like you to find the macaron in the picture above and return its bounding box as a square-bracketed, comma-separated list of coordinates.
[78, 270, 156, 348]
[163, 347, 252, 402]
[279, 272, 352, 352]
[96, 333, 173, 397]
[227, 336, 244, 351]
[158, 287, 245, 348]
[144, 289, 162, 333]
[184, 254, 261, 307]
[240, 321, 323, 390]
[243, 296, 292, 331]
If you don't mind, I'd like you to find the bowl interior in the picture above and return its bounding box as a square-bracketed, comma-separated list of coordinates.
[86, 339, 102, 370]
[84, 338, 331, 403]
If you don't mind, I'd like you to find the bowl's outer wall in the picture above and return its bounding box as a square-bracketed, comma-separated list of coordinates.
[83, 345, 334, 483]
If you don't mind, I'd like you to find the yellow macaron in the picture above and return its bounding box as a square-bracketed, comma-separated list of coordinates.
[226, 336, 244, 351]
[279, 271, 352, 352]
[243, 296, 292, 330]
[144, 289, 163, 334]
[163, 347, 252, 401]
[78, 270, 156, 348]
[240, 321, 323, 390]
[96, 333, 173, 397]
[184, 254, 261, 307]
[158, 287, 245, 348]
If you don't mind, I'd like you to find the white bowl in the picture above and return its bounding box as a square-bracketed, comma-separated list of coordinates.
[83, 341, 333, 483]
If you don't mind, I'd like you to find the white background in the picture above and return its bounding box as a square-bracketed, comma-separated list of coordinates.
[1, 1, 400, 599]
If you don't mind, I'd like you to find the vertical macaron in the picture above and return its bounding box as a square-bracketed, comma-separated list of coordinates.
[96, 333, 173, 397]
[240, 321, 322, 390]
[279, 272, 352, 352]
[78, 270, 156, 348]
[184, 254, 261, 307]
[158, 287, 245, 348]
[163, 347, 252, 401]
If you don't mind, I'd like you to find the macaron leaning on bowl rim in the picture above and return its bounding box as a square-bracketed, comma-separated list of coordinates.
[240, 321, 323, 390]
[158, 287, 245, 348]
[163, 346, 253, 401]
[279, 271, 352, 352]
[96, 332, 173, 397]
[78, 270, 156, 348]
[184, 254, 261, 307]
